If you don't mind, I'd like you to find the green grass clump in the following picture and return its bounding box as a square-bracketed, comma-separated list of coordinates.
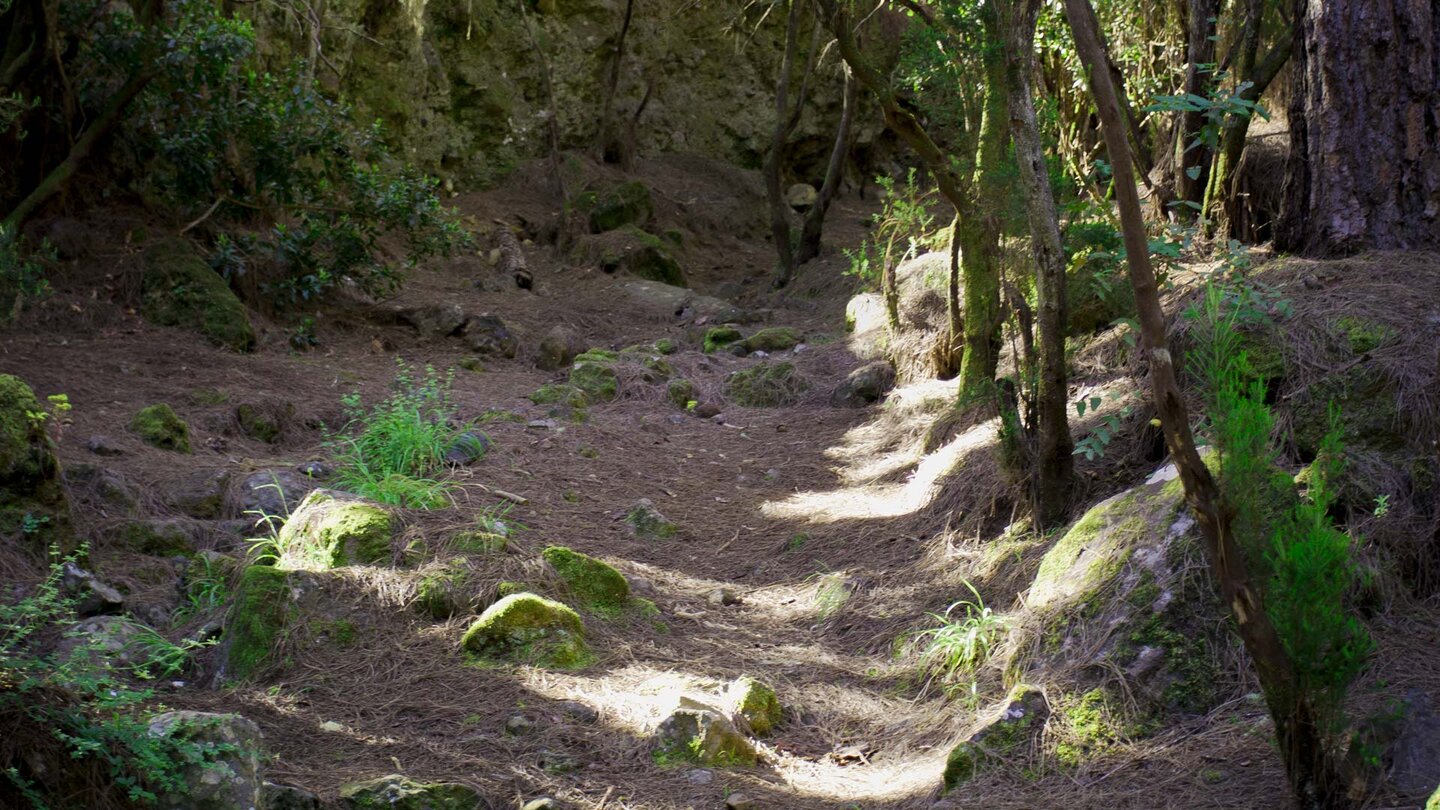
[328, 361, 463, 509]
[915, 580, 1008, 696]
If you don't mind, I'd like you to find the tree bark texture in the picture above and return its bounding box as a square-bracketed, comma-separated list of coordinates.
[766, 0, 802, 286]
[1175, 0, 1220, 211]
[1277, 0, 1440, 255]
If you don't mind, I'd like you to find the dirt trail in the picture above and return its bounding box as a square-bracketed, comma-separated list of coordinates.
[1, 156, 1300, 809]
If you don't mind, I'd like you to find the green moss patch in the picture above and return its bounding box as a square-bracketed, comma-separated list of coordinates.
[338, 774, 484, 810]
[739, 326, 802, 353]
[130, 404, 191, 453]
[461, 593, 588, 668]
[703, 326, 743, 353]
[225, 565, 292, 680]
[627, 499, 678, 539]
[141, 239, 256, 352]
[726, 362, 809, 407]
[0, 375, 73, 552]
[727, 676, 783, 736]
[275, 490, 393, 570]
[666, 379, 696, 408]
[530, 383, 589, 408]
[943, 685, 1048, 790]
[542, 546, 629, 613]
[586, 181, 653, 234]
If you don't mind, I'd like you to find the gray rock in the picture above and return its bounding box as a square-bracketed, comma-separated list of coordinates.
[261, 782, 320, 810]
[627, 498, 678, 540]
[55, 616, 154, 671]
[1351, 690, 1440, 800]
[506, 713, 537, 736]
[295, 460, 331, 479]
[651, 704, 756, 767]
[462, 314, 519, 358]
[521, 799, 555, 810]
[63, 463, 141, 515]
[400, 303, 467, 337]
[725, 794, 758, 810]
[556, 700, 599, 724]
[617, 280, 752, 324]
[338, 774, 487, 810]
[443, 431, 492, 465]
[171, 468, 231, 518]
[536, 325, 582, 371]
[113, 518, 199, 556]
[686, 768, 715, 785]
[830, 361, 897, 408]
[86, 434, 126, 456]
[60, 562, 124, 616]
[232, 469, 317, 521]
[147, 712, 265, 810]
[693, 401, 722, 419]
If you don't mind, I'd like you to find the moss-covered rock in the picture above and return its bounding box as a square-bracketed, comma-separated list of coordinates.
[275, 490, 393, 570]
[613, 226, 685, 287]
[703, 326, 744, 353]
[530, 383, 590, 408]
[739, 326, 802, 353]
[338, 774, 484, 810]
[461, 593, 588, 668]
[667, 379, 696, 409]
[413, 558, 476, 620]
[569, 356, 619, 403]
[542, 546, 630, 613]
[943, 685, 1048, 790]
[141, 239, 256, 352]
[0, 375, 73, 552]
[726, 362, 808, 407]
[115, 518, 197, 556]
[236, 401, 291, 444]
[651, 704, 757, 767]
[225, 565, 292, 680]
[587, 181, 654, 234]
[726, 676, 783, 736]
[146, 711, 265, 810]
[627, 498, 677, 539]
[130, 404, 191, 453]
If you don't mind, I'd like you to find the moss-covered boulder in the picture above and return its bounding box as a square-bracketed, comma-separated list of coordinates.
[130, 404, 191, 453]
[530, 383, 590, 408]
[115, 518, 197, 556]
[224, 565, 292, 680]
[141, 239, 256, 352]
[536, 325, 582, 371]
[651, 704, 757, 767]
[1008, 466, 1233, 737]
[586, 181, 654, 234]
[703, 326, 744, 353]
[667, 378, 696, 408]
[627, 498, 677, 539]
[726, 362, 808, 407]
[339, 774, 485, 810]
[739, 326, 802, 354]
[942, 685, 1049, 790]
[461, 593, 588, 667]
[275, 490, 394, 570]
[725, 676, 783, 736]
[0, 375, 73, 551]
[146, 712, 265, 810]
[614, 226, 684, 286]
[568, 353, 619, 403]
[542, 546, 629, 612]
[235, 401, 292, 444]
[412, 558, 477, 620]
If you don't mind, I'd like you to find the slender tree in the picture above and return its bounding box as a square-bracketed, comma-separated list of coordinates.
[1063, 0, 1354, 805]
[766, 0, 804, 286]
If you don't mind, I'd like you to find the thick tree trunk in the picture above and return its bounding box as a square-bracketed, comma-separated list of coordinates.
[1064, 1, 1353, 806]
[1277, 0, 1440, 255]
[999, 0, 1073, 527]
[766, 0, 802, 287]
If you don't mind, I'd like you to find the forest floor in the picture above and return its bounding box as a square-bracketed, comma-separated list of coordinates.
[10, 153, 1431, 810]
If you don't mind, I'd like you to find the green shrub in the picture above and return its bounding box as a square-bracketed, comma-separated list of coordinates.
[328, 362, 465, 508]
[0, 226, 53, 324]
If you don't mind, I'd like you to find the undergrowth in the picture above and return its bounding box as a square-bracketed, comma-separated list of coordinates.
[914, 580, 1008, 702]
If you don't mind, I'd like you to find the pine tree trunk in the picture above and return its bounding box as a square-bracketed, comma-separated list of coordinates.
[1277, 0, 1440, 255]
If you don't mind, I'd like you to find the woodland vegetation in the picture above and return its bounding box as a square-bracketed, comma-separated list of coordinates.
[1, 0, 1437, 809]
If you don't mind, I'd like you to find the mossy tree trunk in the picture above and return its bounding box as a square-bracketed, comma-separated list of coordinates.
[1063, 2, 1352, 806]
[956, 54, 1007, 400]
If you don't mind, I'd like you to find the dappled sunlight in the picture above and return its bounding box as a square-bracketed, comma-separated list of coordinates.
[763, 417, 999, 524]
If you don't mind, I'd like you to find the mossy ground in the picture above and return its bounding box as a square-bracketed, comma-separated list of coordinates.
[726, 362, 808, 407]
[226, 565, 292, 680]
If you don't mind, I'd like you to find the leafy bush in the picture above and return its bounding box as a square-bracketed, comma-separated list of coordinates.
[328, 362, 466, 508]
[0, 226, 52, 323]
[1, 547, 223, 807]
[845, 169, 940, 291]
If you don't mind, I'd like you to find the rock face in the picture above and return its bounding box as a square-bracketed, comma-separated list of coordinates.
[275, 490, 394, 569]
[339, 774, 487, 810]
[140, 240, 256, 352]
[130, 403, 191, 453]
[542, 546, 630, 612]
[627, 498, 678, 539]
[726, 362, 808, 407]
[460, 593, 588, 668]
[943, 685, 1049, 790]
[146, 712, 265, 810]
[830, 361, 896, 408]
[0, 374, 73, 551]
[652, 702, 757, 767]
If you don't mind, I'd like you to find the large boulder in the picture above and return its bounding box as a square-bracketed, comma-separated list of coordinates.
[224, 565, 292, 680]
[146, 712, 265, 810]
[0, 374, 73, 551]
[738, 326, 802, 354]
[617, 280, 749, 323]
[582, 181, 654, 233]
[339, 774, 488, 810]
[274, 490, 394, 569]
[461, 314, 519, 358]
[232, 468, 320, 520]
[535, 325, 583, 371]
[140, 239, 256, 352]
[580, 227, 685, 287]
[542, 546, 630, 613]
[460, 593, 588, 668]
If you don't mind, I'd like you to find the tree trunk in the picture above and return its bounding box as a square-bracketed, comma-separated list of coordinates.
[1063, 1, 1353, 806]
[1213, 26, 1291, 239]
[1175, 0, 1219, 212]
[1277, 0, 1440, 255]
[999, 0, 1073, 527]
[956, 51, 1008, 400]
[598, 0, 635, 164]
[796, 68, 856, 264]
[766, 0, 802, 287]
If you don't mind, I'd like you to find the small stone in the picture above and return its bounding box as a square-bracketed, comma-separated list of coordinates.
[443, 431, 492, 465]
[830, 360, 897, 408]
[556, 700, 599, 724]
[627, 498, 678, 540]
[296, 460, 331, 479]
[320, 720, 346, 733]
[686, 768, 714, 785]
[710, 414, 726, 424]
[506, 714, 537, 735]
[86, 434, 125, 456]
[60, 562, 124, 616]
[461, 314, 520, 358]
[693, 401, 722, 418]
[725, 792, 758, 810]
[538, 749, 579, 772]
[651, 704, 756, 767]
[785, 182, 819, 210]
[261, 782, 320, 810]
[339, 775, 483, 810]
[399, 303, 467, 337]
